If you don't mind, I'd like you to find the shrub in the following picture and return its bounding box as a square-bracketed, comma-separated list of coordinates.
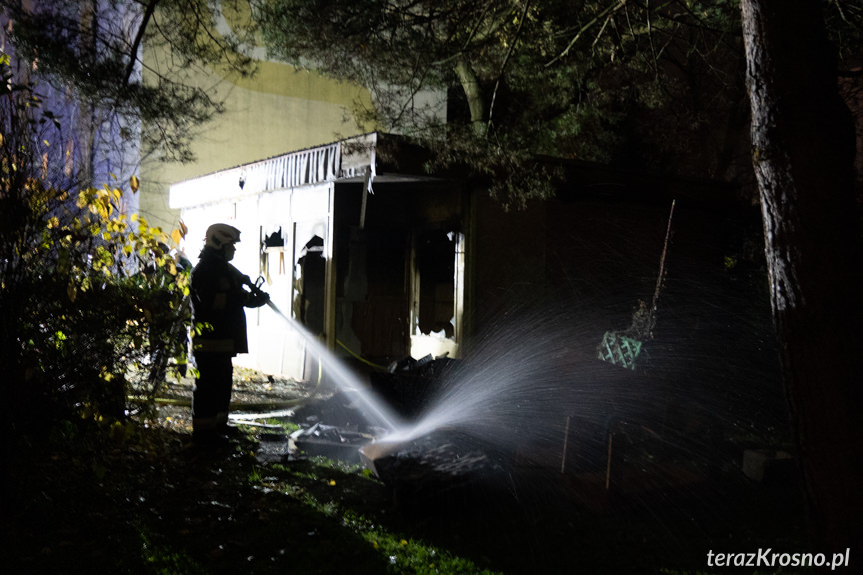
[1, 54, 188, 427]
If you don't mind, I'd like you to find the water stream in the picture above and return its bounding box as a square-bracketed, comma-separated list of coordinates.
[262, 301, 612, 470]
[263, 300, 406, 434]
[261, 298, 786, 484]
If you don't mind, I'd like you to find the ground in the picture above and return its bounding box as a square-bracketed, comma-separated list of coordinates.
[3, 368, 809, 574]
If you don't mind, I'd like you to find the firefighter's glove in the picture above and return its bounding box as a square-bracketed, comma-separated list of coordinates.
[247, 289, 270, 308]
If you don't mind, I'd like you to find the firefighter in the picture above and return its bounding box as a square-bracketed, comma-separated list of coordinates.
[190, 223, 269, 444]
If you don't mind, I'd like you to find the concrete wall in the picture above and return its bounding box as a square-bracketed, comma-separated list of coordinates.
[139, 46, 375, 232]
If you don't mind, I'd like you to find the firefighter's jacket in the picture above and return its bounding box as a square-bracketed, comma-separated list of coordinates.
[190, 247, 261, 356]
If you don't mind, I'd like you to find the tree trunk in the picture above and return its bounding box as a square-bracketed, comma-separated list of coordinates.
[454, 57, 487, 136]
[741, 0, 863, 558]
[76, 0, 97, 185]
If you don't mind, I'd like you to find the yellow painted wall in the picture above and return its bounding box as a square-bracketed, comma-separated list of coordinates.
[140, 48, 375, 231]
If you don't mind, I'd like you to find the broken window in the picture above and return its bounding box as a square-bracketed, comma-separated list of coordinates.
[294, 232, 326, 337]
[261, 227, 286, 282]
[414, 230, 456, 338]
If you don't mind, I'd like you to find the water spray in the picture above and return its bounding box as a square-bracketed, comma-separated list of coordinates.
[250, 279, 482, 476]
[244, 277, 588, 481]
[251, 284, 404, 434]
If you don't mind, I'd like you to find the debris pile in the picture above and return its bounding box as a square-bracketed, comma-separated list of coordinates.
[370, 355, 459, 416]
[364, 430, 512, 503]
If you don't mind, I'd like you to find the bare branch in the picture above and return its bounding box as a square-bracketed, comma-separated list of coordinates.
[546, 0, 628, 67]
[123, 0, 159, 86]
[488, 0, 531, 133]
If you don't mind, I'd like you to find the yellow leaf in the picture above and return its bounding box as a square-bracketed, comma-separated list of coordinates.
[130, 213, 138, 223]
[130, 175, 140, 193]
[171, 229, 182, 245]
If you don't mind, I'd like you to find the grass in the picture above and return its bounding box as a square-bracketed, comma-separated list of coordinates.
[2, 411, 810, 574]
[255, 457, 500, 574]
[2, 416, 504, 574]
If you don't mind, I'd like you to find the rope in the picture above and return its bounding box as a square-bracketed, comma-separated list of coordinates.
[651, 199, 676, 312]
[625, 198, 676, 341]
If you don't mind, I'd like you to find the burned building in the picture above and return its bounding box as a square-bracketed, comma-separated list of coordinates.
[171, 133, 466, 380]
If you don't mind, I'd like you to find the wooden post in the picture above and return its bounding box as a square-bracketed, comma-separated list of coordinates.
[605, 432, 614, 491]
[560, 415, 571, 474]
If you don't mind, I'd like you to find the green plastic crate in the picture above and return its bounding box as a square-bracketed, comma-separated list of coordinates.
[597, 330, 643, 370]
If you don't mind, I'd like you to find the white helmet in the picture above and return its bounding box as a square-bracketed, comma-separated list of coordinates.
[205, 223, 241, 249]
